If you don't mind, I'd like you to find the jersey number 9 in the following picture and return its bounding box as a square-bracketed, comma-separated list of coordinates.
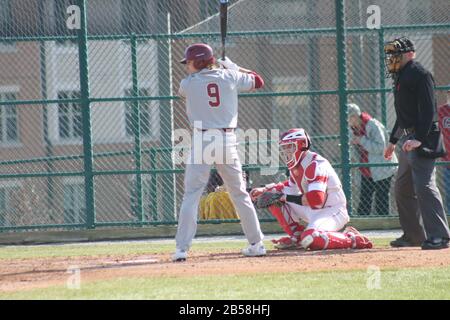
[207, 83, 220, 107]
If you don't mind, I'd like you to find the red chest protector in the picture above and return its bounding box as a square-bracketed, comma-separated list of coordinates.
[288, 152, 328, 209]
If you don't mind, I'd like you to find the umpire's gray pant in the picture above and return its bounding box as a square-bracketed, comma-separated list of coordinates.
[395, 144, 450, 243]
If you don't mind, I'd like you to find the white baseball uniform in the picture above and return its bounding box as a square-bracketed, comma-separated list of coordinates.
[175, 67, 264, 251]
[275, 151, 350, 231]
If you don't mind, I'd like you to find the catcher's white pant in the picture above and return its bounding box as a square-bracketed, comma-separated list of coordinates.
[283, 192, 350, 231]
[175, 130, 264, 251]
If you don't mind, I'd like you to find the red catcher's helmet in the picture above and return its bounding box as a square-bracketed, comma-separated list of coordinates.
[180, 43, 216, 70]
[279, 128, 311, 170]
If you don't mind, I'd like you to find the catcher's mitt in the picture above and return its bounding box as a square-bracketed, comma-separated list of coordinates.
[255, 191, 285, 209]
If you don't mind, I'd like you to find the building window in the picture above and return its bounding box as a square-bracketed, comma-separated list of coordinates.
[58, 91, 82, 140]
[125, 88, 158, 139]
[0, 92, 18, 143]
[63, 183, 85, 224]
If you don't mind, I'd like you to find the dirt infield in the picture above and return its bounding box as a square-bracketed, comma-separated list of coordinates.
[1, 246, 449, 293]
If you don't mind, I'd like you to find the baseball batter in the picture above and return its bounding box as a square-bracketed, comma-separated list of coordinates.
[172, 43, 266, 261]
[251, 128, 373, 250]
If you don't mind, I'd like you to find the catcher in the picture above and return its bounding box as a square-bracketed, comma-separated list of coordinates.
[251, 128, 373, 250]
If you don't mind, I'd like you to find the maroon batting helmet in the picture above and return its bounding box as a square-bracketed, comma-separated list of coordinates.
[180, 43, 215, 70]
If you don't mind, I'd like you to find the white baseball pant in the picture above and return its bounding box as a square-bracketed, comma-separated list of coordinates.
[175, 130, 264, 251]
[282, 193, 350, 231]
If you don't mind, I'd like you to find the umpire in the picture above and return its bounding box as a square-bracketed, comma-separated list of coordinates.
[383, 37, 450, 250]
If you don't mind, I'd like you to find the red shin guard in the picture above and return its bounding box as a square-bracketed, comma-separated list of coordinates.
[268, 205, 304, 240]
[344, 227, 373, 249]
[300, 228, 373, 250]
[300, 229, 353, 250]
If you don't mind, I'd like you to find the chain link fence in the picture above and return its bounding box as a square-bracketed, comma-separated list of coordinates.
[0, 0, 449, 231]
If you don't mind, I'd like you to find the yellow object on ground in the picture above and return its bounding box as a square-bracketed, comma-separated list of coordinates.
[199, 188, 239, 220]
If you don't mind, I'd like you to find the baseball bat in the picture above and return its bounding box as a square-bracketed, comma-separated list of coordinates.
[219, 0, 229, 60]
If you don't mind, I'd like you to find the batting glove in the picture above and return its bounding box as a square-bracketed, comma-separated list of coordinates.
[217, 56, 240, 71]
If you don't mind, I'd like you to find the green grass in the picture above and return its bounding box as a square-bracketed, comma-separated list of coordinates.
[0, 242, 173, 260]
[1, 266, 450, 300]
[0, 241, 238, 260]
[0, 238, 392, 260]
[4, 237, 446, 300]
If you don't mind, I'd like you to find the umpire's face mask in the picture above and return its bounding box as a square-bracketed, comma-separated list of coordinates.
[385, 53, 402, 75]
[384, 40, 403, 77]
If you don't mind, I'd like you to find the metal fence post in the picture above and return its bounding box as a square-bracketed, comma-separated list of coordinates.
[37, 4, 56, 220]
[78, 0, 95, 228]
[130, 33, 144, 224]
[335, 0, 352, 215]
[378, 28, 388, 127]
[157, 4, 175, 221]
[150, 148, 158, 221]
[307, 0, 321, 134]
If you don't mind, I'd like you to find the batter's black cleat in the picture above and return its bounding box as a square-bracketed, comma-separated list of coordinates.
[390, 235, 422, 247]
[421, 237, 449, 250]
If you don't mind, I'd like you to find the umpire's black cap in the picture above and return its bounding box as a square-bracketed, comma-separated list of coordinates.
[395, 37, 415, 53]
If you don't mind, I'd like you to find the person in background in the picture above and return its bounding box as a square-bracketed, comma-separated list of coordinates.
[437, 88, 450, 215]
[347, 103, 397, 216]
[205, 171, 224, 193]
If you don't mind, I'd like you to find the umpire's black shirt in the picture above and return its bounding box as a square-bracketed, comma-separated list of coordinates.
[389, 60, 437, 145]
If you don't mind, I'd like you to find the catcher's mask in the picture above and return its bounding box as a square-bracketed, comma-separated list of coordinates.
[279, 128, 311, 170]
[384, 37, 415, 77]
